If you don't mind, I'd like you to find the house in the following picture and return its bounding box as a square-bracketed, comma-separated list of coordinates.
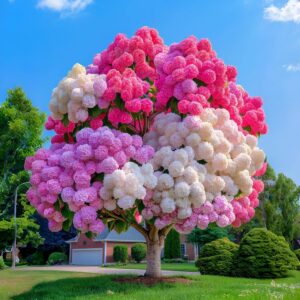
[67, 226, 198, 266]
[67, 226, 146, 265]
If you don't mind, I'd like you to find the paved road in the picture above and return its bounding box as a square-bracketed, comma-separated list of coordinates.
[20, 265, 198, 276]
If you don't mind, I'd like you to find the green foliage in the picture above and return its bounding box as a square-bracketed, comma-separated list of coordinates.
[272, 174, 300, 244]
[48, 252, 67, 265]
[195, 238, 238, 276]
[164, 229, 181, 259]
[235, 228, 299, 278]
[294, 249, 300, 261]
[26, 251, 45, 265]
[188, 224, 232, 247]
[113, 245, 128, 263]
[294, 249, 300, 270]
[254, 164, 300, 245]
[0, 256, 6, 270]
[0, 88, 45, 251]
[131, 243, 146, 263]
[162, 258, 185, 263]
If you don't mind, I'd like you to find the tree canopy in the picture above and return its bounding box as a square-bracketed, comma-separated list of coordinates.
[0, 88, 45, 251]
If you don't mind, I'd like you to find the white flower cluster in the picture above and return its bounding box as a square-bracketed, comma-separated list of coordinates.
[100, 162, 157, 210]
[49, 64, 107, 122]
[151, 146, 207, 219]
[144, 108, 265, 197]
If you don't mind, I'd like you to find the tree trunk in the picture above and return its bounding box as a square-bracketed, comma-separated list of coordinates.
[145, 237, 163, 278]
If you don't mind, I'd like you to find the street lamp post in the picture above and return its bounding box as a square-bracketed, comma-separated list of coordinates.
[12, 182, 29, 269]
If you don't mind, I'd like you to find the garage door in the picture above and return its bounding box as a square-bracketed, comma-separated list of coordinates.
[71, 248, 103, 266]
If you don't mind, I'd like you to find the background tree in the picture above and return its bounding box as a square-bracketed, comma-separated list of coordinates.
[0, 88, 45, 253]
[188, 224, 232, 250]
[255, 164, 277, 229]
[272, 173, 300, 244]
[164, 229, 181, 259]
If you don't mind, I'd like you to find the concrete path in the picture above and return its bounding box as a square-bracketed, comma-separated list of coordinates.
[20, 265, 198, 276]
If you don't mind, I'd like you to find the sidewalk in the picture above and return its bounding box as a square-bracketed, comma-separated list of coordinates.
[20, 265, 198, 276]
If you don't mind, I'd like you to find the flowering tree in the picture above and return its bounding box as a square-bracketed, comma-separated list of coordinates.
[25, 27, 267, 278]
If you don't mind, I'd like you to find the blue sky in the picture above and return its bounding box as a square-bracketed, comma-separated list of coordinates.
[1, 0, 300, 184]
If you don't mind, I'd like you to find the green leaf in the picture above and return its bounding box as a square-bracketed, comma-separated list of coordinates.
[85, 231, 94, 239]
[63, 133, 70, 143]
[61, 114, 69, 126]
[62, 218, 72, 231]
[114, 220, 128, 234]
[131, 112, 141, 121]
[54, 199, 61, 211]
[107, 220, 115, 231]
[91, 173, 104, 182]
[243, 126, 251, 133]
[114, 93, 125, 109]
[137, 201, 145, 214]
[89, 106, 105, 118]
[168, 97, 179, 114]
[193, 78, 206, 87]
[62, 205, 74, 219]
[198, 159, 207, 165]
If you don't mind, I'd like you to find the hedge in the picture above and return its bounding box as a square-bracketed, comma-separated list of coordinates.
[26, 251, 45, 265]
[131, 244, 146, 263]
[113, 245, 128, 263]
[0, 256, 6, 270]
[48, 252, 67, 265]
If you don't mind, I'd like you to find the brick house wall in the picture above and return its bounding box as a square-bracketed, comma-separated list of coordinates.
[180, 234, 198, 261]
[105, 241, 146, 263]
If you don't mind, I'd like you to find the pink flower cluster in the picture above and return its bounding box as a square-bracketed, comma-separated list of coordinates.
[99, 68, 154, 125]
[231, 179, 264, 227]
[154, 36, 267, 136]
[24, 126, 154, 233]
[87, 27, 165, 81]
[142, 192, 235, 234]
[45, 116, 75, 144]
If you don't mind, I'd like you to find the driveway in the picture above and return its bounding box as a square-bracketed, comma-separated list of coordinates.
[20, 265, 198, 276]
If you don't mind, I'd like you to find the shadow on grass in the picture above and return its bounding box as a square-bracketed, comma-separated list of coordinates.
[11, 274, 174, 300]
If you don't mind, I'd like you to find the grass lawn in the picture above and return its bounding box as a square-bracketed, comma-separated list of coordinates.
[105, 262, 198, 272]
[1, 269, 300, 300]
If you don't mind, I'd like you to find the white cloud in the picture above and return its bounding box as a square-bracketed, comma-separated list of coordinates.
[37, 0, 93, 13]
[264, 0, 300, 23]
[283, 63, 300, 71]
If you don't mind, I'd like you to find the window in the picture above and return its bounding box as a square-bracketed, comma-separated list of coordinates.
[180, 243, 186, 257]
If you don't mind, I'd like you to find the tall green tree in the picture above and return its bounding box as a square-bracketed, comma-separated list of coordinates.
[164, 229, 181, 259]
[0, 88, 45, 252]
[272, 173, 300, 244]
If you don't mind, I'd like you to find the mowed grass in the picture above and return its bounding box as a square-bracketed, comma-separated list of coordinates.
[0, 269, 300, 300]
[105, 262, 198, 272]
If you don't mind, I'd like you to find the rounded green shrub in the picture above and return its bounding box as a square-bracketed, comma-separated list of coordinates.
[235, 228, 299, 278]
[26, 251, 45, 265]
[113, 245, 128, 263]
[131, 243, 146, 263]
[195, 238, 238, 276]
[48, 252, 67, 265]
[0, 256, 6, 270]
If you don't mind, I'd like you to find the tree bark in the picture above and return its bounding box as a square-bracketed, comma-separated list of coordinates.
[145, 236, 163, 278]
[130, 223, 172, 278]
